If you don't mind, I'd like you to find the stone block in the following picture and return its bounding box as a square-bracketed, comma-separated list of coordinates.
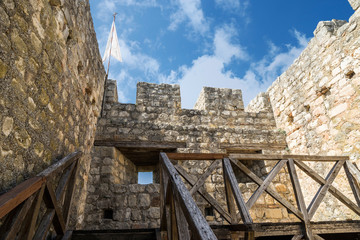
[148, 207, 160, 219]
[129, 184, 146, 193]
[131, 210, 142, 221]
[128, 195, 137, 207]
[265, 209, 283, 219]
[349, 0, 360, 10]
[138, 193, 150, 207]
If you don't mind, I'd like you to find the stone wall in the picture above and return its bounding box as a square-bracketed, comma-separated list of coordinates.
[97, 81, 284, 151]
[0, 0, 105, 227]
[84, 80, 299, 229]
[85, 146, 159, 229]
[248, 2, 360, 221]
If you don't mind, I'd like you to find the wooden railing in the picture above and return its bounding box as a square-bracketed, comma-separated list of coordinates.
[162, 153, 360, 240]
[0, 151, 82, 240]
[159, 152, 217, 240]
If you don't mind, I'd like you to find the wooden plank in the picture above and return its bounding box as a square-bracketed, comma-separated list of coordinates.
[43, 182, 66, 235]
[221, 142, 287, 150]
[230, 154, 348, 161]
[166, 153, 227, 160]
[62, 160, 80, 227]
[169, 187, 179, 240]
[56, 161, 76, 201]
[291, 235, 302, 240]
[294, 160, 360, 216]
[173, 191, 191, 240]
[94, 139, 186, 149]
[155, 229, 161, 240]
[346, 161, 360, 183]
[160, 165, 170, 232]
[307, 160, 344, 219]
[229, 158, 304, 221]
[38, 151, 82, 178]
[237, 220, 360, 237]
[24, 184, 45, 240]
[224, 167, 238, 224]
[33, 209, 56, 240]
[344, 162, 360, 207]
[223, 158, 253, 224]
[174, 165, 232, 223]
[0, 176, 44, 219]
[0, 195, 35, 240]
[287, 159, 314, 240]
[160, 152, 217, 240]
[190, 159, 221, 195]
[61, 230, 73, 240]
[165, 203, 172, 240]
[247, 160, 287, 209]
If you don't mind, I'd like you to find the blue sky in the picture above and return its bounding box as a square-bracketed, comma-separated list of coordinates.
[89, 0, 353, 109]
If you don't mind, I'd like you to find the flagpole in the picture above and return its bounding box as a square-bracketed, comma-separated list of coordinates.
[101, 12, 117, 118]
[106, 12, 117, 77]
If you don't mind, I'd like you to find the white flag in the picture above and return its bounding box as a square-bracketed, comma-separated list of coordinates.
[103, 20, 123, 63]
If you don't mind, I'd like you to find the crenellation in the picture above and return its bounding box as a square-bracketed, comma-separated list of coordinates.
[194, 86, 244, 112]
[136, 82, 181, 110]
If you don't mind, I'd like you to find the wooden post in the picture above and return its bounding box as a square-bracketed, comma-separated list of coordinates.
[287, 159, 314, 240]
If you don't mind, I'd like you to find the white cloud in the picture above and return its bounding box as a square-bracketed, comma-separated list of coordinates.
[214, 26, 248, 63]
[215, 0, 250, 15]
[165, 28, 309, 109]
[119, 39, 160, 77]
[169, 0, 209, 35]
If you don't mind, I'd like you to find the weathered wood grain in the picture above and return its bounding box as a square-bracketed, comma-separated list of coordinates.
[287, 159, 314, 240]
[223, 158, 252, 224]
[307, 160, 344, 219]
[230, 154, 348, 161]
[0, 176, 44, 219]
[160, 152, 217, 239]
[344, 162, 360, 207]
[174, 164, 232, 223]
[229, 158, 304, 220]
[190, 159, 221, 195]
[247, 160, 287, 209]
[294, 160, 360, 216]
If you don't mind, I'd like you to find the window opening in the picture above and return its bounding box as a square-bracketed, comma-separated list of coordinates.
[205, 206, 215, 216]
[138, 171, 153, 184]
[103, 209, 113, 219]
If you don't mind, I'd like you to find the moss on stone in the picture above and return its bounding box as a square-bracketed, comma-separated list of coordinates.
[11, 31, 28, 56]
[30, 32, 42, 56]
[33, 141, 44, 157]
[39, 88, 50, 106]
[13, 14, 28, 32]
[0, 6, 10, 28]
[0, 59, 8, 78]
[14, 127, 31, 149]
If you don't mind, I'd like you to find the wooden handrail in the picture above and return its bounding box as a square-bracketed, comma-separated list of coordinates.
[162, 152, 359, 240]
[0, 151, 82, 239]
[160, 152, 217, 240]
[166, 152, 349, 161]
[0, 177, 45, 219]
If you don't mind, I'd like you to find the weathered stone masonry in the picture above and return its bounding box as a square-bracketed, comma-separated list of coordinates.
[84, 80, 300, 229]
[0, 0, 106, 227]
[249, 1, 360, 221]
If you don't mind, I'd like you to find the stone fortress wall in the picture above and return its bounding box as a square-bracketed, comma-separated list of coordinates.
[248, 1, 360, 221]
[84, 80, 298, 230]
[0, 0, 106, 227]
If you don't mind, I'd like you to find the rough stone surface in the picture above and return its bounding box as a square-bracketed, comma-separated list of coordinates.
[84, 79, 294, 229]
[0, 0, 105, 228]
